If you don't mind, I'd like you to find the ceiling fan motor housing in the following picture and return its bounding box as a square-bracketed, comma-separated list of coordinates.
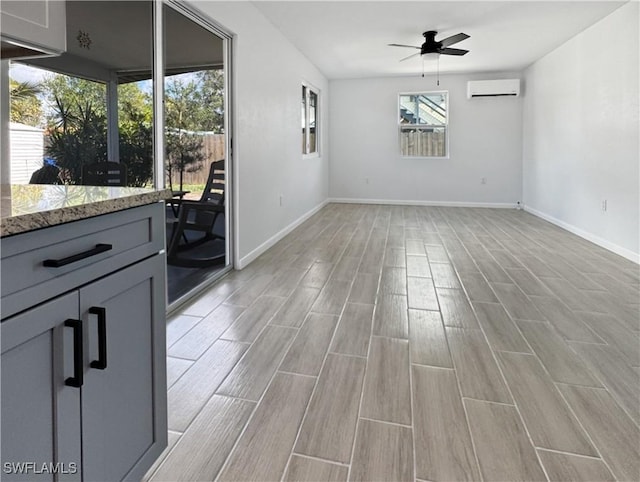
[421, 31, 441, 54]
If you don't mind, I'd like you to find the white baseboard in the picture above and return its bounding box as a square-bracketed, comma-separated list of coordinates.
[524, 205, 640, 264]
[237, 199, 330, 269]
[329, 197, 517, 209]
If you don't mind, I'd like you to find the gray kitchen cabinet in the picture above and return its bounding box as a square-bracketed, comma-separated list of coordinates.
[1, 203, 167, 482]
[80, 255, 166, 482]
[1, 292, 82, 482]
[0, 0, 66, 55]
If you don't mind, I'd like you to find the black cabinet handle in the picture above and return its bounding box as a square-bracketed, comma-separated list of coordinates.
[43, 244, 113, 268]
[64, 319, 83, 388]
[89, 307, 107, 370]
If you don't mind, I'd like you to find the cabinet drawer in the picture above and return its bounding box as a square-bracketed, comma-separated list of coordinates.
[1, 203, 165, 319]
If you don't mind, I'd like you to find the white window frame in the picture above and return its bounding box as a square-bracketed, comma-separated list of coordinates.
[302, 82, 320, 157]
[398, 91, 449, 159]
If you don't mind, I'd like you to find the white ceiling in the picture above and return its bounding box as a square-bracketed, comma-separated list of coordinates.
[252, 1, 626, 79]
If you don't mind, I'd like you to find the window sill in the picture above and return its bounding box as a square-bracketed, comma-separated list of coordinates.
[401, 155, 449, 160]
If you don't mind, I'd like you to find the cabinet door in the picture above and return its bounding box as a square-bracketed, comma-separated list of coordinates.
[79, 256, 167, 482]
[0, 0, 66, 54]
[1, 292, 82, 482]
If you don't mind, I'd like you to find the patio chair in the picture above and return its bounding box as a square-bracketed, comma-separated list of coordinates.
[82, 161, 128, 186]
[166, 159, 226, 267]
[29, 164, 61, 184]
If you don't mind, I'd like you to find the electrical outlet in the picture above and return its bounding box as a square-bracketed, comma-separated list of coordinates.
[365, 178, 369, 185]
[279, 195, 283, 207]
[602, 199, 607, 212]
[481, 177, 487, 184]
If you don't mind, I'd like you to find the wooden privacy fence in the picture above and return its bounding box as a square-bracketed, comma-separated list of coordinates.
[170, 133, 225, 186]
[400, 130, 445, 157]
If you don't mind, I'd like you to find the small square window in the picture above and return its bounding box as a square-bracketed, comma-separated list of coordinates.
[399, 92, 448, 157]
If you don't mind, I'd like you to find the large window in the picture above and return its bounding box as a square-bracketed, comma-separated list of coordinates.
[8, 63, 156, 186]
[5, 1, 155, 187]
[399, 92, 447, 158]
[302, 84, 319, 155]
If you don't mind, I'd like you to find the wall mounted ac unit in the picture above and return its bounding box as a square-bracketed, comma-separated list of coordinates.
[467, 79, 520, 98]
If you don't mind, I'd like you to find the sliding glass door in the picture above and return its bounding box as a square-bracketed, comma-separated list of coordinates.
[162, 2, 233, 308]
[1, 0, 234, 309]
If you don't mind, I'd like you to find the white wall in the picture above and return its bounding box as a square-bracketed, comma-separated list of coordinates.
[522, 2, 639, 261]
[192, 1, 330, 267]
[329, 72, 523, 206]
[9, 122, 44, 184]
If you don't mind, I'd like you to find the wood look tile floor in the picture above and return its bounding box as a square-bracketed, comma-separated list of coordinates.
[147, 204, 640, 482]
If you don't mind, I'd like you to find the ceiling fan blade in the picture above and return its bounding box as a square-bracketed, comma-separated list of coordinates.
[388, 43, 421, 49]
[439, 47, 469, 56]
[439, 33, 470, 47]
[399, 52, 421, 62]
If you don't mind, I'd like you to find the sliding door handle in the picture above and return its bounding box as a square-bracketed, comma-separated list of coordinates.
[64, 319, 83, 388]
[89, 307, 107, 370]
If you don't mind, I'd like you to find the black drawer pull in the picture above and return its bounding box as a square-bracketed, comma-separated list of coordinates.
[43, 244, 113, 268]
[89, 307, 107, 370]
[64, 319, 83, 388]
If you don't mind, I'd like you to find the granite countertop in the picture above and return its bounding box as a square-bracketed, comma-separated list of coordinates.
[1, 184, 172, 237]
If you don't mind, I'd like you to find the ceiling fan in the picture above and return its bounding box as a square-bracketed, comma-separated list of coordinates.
[389, 31, 470, 62]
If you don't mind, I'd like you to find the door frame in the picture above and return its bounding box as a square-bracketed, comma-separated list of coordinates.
[159, 0, 236, 313]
